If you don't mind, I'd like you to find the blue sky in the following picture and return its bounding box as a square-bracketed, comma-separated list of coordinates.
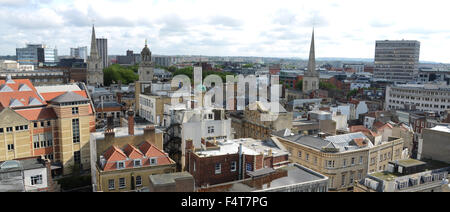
[1, 0, 450, 63]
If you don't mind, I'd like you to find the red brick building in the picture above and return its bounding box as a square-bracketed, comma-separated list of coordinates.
[184, 138, 289, 187]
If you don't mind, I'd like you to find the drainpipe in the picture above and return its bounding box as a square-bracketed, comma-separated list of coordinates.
[238, 143, 242, 180]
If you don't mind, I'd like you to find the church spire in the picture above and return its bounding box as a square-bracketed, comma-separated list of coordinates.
[90, 25, 99, 59]
[306, 28, 317, 76]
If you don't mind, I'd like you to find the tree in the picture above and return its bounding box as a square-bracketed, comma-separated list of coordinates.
[295, 80, 303, 91]
[103, 64, 139, 86]
[319, 81, 337, 90]
[347, 89, 359, 98]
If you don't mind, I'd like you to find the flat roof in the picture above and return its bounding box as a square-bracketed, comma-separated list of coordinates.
[91, 125, 163, 140]
[195, 138, 288, 158]
[429, 125, 450, 133]
[149, 172, 193, 186]
[205, 164, 328, 192]
[393, 159, 426, 168]
[371, 159, 450, 181]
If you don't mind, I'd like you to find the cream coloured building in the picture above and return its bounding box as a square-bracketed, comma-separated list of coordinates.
[273, 132, 404, 191]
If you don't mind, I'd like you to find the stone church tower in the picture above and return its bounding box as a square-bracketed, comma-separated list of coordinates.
[87, 25, 104, 86]
[302, 29, 320, 93]
[138, 40, 154, 82]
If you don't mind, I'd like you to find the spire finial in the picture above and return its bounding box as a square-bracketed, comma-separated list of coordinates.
[145, 39, 148, 47]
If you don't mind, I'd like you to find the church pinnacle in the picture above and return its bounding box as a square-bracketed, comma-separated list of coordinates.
[90, 25, 99, 59]
[306, 28, 317, 77]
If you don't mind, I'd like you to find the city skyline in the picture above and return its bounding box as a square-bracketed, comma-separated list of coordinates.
[1, 0, 450, 63]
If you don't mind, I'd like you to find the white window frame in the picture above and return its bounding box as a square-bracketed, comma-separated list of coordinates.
[31, 175, 43, 185]
[215, 163, 221, 174]
[135, 176, 142, 186]
[117, 161, 125, 169]
[231, 161, 237, 172]
[119, 178, 126, 189]
[108, 179, 115, 190]
[150, 157, 157, 165]
[134, 159, 142, 167]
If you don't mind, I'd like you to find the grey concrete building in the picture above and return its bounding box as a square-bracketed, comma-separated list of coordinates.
[374, 40, 420, 82]
[96, 38, 108, 69]
[70, 47, 88, 62]
[147, 172, 195, 192]
[355, 159, 449, 192]
[385, 83, 450, 114]
[420, 125, 450, 164]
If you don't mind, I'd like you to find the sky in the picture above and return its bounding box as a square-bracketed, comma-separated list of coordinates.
[1, 0, 450, 63]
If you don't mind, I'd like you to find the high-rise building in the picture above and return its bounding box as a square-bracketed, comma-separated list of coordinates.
[16, 44, 58, 67]
[302, 29, 320, 93]
[43, 47, 58, 66]
[87, 25, 104, 86]
[96, 38, 108, 68]
[374, 40, 420, 82]
[70, 47, 88, 61]
[16, 44, 44, 66]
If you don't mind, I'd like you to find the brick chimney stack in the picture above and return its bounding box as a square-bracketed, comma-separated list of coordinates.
[106, 113, 114, 130]
[117, 92, 122, 105]
[127, 109, 134, 136]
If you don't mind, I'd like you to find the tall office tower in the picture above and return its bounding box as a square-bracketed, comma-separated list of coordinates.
[374, 40, 420, 82]
[302, 29, 320, 93]
[43, 46, 58, 66]
[87, 25, 104, 86]
[96, 38, 108, 68]
[16, 44, 44, 66]
[70, 46, 88, 61]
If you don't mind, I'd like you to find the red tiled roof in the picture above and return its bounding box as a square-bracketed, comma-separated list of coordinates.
[139, 141, 173, 166]
[352, 138, 368, 147]
[40, 90, 94, 114]
[123, 144, 144, 159]
[375, 122, 393, 133]
[350, 125, 379, 137]
[100, 142, 174, 171]
[15, 107, 57, 121]
[372, 121, 386, 130]
[103, 146, 127, 162]
[0, 79, 45, 108]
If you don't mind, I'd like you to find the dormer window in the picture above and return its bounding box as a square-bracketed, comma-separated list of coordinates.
[117, 161, 125, 169]
[134, 159, 142, 167]
[149, 158, 157, 165]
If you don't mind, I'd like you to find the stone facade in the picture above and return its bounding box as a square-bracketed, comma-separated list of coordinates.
[86, 26, 104, 86]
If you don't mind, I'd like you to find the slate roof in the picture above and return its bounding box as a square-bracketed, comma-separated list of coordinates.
[49, 91, 89, 103]
[278, 132, 372, 153]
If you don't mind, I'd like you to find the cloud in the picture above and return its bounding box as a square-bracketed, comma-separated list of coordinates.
[0, 0, 449, 63]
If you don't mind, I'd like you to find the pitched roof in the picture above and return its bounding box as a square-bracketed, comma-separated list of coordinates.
[40, 90, 93, 114]
[0, 79, 45, 108]
[15, 107, 57, 121]
[49, 91, 89, 103]
[351, 138, 369, 148]
[103, 146, 127, 162]
[139, 141, 173, 165]
[123, 144, 144, 159]
[350, 125, 379, 137]
[40, 90, 88, 102]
